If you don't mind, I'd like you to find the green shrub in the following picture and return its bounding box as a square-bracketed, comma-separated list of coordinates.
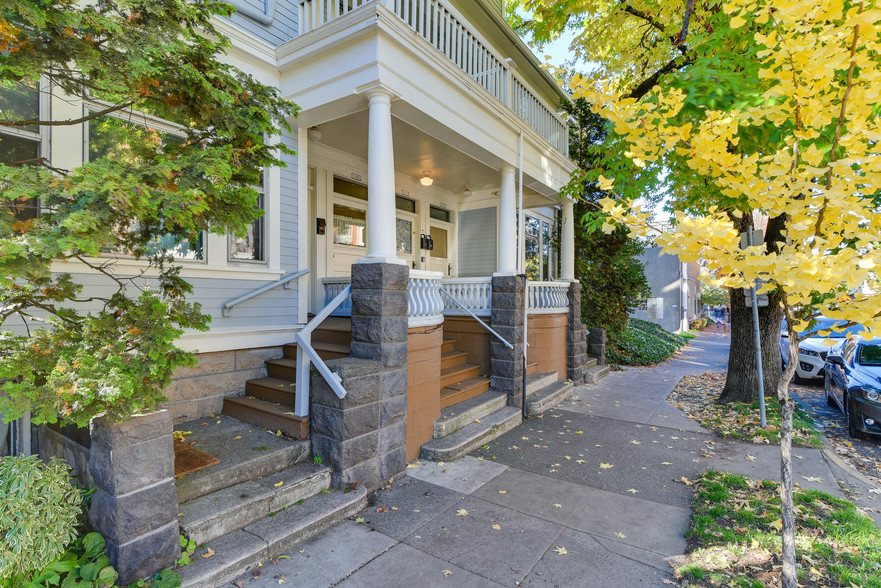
[607, 318, 689, 366]
[13, 531, 120, 588]
[0, 455, 83, 578]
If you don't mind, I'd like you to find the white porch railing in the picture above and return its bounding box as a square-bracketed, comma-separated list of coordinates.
[527, 281, 569, 314]
[440, 277, 491, 317]
[294, 285, 351, 417]
[408, 270, 444, 327]
[296, 0, 568, 154]
[322, 277, 353, 316]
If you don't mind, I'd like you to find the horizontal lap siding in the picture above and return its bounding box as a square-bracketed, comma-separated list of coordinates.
[458, 207, 497, 277]
[225, 0, 298, 46]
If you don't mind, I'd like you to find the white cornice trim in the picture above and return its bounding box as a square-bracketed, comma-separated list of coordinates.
[211, 17, 278, 68]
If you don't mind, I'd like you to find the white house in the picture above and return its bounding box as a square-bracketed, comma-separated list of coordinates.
[11, 1, 608, 584]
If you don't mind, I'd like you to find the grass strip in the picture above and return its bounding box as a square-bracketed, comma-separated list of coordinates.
[676, 471, 881, 587]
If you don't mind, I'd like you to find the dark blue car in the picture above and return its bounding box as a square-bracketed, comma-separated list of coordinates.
[825, 338, 881, 439]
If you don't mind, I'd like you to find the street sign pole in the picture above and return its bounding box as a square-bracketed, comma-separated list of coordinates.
[746, 229, 767, 428]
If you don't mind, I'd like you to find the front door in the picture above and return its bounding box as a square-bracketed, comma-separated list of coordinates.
[426, 204, 454, 276]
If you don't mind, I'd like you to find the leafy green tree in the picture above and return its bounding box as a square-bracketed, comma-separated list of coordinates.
[0, 0, 297, 427]
[510, 0, 784, 403]
[565, 98, 651, 337]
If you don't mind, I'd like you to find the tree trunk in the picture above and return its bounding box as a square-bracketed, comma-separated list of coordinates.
[778, 308, 799, 588]
[718, 214, 785, 404]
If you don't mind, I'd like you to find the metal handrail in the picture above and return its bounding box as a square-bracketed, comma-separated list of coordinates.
[293, 285, 351, 416]
[221, 269, 310, 317]
[440, 288, 513, 350]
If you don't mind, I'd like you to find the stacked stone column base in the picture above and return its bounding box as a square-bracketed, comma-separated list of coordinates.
[88, 410, 179, 585]
[490, 275, 526, 407]
[566, 281, 589, 384]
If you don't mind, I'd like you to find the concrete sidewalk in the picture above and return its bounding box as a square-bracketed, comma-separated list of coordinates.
[232, 330, 876, 587]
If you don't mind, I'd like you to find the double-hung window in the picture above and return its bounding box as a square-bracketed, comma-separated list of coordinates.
[86, 107, 203, 261]
[229, 178, 265, 262]
[0, 82, 44, 221]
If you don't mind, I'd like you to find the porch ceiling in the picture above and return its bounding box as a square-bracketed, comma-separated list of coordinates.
[314, 111, 554, 207]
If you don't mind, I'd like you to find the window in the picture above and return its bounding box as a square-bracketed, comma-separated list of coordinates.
[87, 112, 203, 260]
[396, 218, 413, 255]
[229, 183, 265, 262]
[858, 344, 881, 366]
[430, 205, 451, 223]
[429, 226, 448, 258]
[1, 82, 41, 221]
[334, 176, 368, 201]
[524, 214, 555, 281]
[333, 204, 366, 247]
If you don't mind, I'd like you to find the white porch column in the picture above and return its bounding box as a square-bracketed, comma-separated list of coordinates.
[358, 87, 404, 265]
[496, 165, 517, 275]
[561, 198, 575, 281]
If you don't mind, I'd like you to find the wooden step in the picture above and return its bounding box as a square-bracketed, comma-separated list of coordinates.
[441, 339, 456, 354]
[440, 377, 492, 409]
[440, 350, 468, 371]
[222, 396, 309, 439]
[245, 377, 295, 405]
[282, 341, 350, 362]
[526, 361, 539, 376]
[266, 357, 296, 380]
[440, 363, 482, 388]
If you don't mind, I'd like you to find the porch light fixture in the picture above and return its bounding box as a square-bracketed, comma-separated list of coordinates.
[420, 171, 433, 186]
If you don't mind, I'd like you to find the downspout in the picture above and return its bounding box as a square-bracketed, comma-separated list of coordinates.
[518, 131, 527, 419]
[228, 0, 277, 25]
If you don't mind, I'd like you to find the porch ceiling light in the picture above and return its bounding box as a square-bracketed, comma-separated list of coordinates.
[420, 171, 433, 186]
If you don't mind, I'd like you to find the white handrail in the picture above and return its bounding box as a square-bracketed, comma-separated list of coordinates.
[293, 285, 351, 416]
[440, 288, 513, 350]
[222, 269, 309, 317]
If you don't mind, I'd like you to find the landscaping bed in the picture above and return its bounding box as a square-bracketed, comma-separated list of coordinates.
[607, 318, 691, 366]
[668, 372, 824, 449]
[675, 470, 881, 587]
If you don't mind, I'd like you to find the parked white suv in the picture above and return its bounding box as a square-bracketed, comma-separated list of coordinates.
[780, 317, 865, 381]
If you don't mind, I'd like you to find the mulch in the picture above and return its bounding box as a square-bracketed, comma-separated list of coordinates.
[668, 372, 822, 448]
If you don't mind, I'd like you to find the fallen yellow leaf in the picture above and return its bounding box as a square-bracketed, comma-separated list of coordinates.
[274, 481, 284, 487]
[553, 546, 568, 555]
[202, 547, 215, 558]
[456, 509, 468, 517]
[600, 463, 614, 469]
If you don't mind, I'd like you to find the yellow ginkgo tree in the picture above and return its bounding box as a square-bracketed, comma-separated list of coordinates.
[573, 1, 881, 585]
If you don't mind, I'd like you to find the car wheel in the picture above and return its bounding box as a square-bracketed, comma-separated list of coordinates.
[825, 374, 837, 409]
[846, 396, 868, 440]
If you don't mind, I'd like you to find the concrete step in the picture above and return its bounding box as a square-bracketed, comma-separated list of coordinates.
[440, 350, 468, 371]
[439, 377, 491, 409]
[525, 371, 558, 396]
[441, 339, 456, 354]
[222, 396, 310, 440]
[440, 363, 482, 388]
[420, 406, 522, 462]
[179, 464, 330, 545]
[526, 380, 574, 415]
[585, 356, 598, 370]
[179, 485, 367, 588]
[265, 357, 296, 380]
[585, 363, 611, 384]
[433, 390, 508, 439]
[245, 377, 295, 405]
[174, 417, 309, 504]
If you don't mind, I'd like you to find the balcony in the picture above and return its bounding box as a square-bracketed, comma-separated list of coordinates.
[296, 0, 568, 155]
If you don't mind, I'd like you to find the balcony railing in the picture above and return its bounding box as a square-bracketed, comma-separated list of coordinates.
[297, 0, 568, 154]
[322, 277, 353, 316]
[527, 281, 569, 314]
